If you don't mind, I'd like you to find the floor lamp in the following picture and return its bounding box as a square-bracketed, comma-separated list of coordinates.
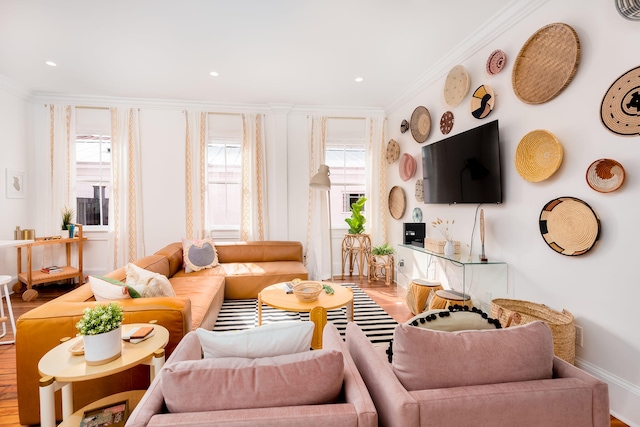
[310, 164, 333, 280]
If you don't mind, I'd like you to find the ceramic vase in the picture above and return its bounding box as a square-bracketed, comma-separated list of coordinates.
[83, 326, 122, 365]
[67, 224, 75, 238]
[444, 240, 455, 257]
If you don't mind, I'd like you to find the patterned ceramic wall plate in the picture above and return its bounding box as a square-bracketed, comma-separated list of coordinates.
[415, 179, 424, 202]
[539, 197, 600, 256]
[412, 207, 423, 223]
[512, 23, 580, 105]
[616, 0, 640, 20]
[386, 139, 400, 164]
[388, 186, 406, 220]
[399, 153, 416, 181]
[400, 119, 410, 134]
[486, 49, 507, 75]
[470, 85, 495, 119]
[586, 158, 625, 193]
[514, 130, 563, 182]
[600, 65, 640, 136]
[440, 111, 454, 134]
[410, 106, 431, 143]
[444, 65, 470, 107]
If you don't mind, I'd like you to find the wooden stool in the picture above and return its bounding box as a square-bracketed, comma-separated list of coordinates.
[406, 279, 443, 315]
[0, 275, 17, 345]
[430, 289, 473, 310]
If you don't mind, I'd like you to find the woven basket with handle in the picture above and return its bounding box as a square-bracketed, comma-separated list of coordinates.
[490, 298, 575, 364]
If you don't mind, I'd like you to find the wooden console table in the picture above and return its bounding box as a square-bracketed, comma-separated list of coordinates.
[13, 224, 85, 301]
[341, 234, 372, 281]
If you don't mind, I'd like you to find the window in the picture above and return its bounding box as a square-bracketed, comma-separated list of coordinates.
[207, 138, 241, 230]
[75, 134, 111, 227]
[325, 118, 366, 229]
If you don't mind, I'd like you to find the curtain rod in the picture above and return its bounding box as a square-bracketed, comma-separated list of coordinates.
[44, 105, 140, 111]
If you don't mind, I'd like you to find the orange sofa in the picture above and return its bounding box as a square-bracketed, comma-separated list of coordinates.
[16, 240, 308, 425]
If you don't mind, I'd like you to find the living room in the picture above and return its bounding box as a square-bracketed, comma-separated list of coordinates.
[0, 0, 638, 425]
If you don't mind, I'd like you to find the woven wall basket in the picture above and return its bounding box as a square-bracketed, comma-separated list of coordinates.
[490, 298, 575, 364]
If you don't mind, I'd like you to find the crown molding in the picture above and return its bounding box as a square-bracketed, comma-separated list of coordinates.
[384, 0, 549, 115]
[0, 74, 32, 100]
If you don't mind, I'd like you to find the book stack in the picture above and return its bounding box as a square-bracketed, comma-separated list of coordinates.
[122, 326, 155, 344]
[41, 266, 63, 274]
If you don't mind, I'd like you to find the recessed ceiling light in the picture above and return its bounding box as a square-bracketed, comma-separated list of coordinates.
[209, 71, 219, 77]
[354, 77, 364, 83]
[45, 61, 57, 67]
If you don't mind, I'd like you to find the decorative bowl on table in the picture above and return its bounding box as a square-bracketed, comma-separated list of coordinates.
[293, 281, 323, 302]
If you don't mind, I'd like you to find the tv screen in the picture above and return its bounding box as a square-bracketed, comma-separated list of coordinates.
[422, 120, 502, 204]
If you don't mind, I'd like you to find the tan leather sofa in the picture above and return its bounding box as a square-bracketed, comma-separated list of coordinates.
[16, 240, 308, 425]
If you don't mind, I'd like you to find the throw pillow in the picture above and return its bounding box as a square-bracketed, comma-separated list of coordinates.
[392, 320, 554, 391]
[406, 307, 501, 332]
[196, 321, 314, 358]
[125, 263, 176, 298]
[182, 238, 218, 273]
[89, 275, 141, 301]
[162, 349, 344, 413]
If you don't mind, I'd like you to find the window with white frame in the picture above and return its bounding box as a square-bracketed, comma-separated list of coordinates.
[325, 118, 366, 230]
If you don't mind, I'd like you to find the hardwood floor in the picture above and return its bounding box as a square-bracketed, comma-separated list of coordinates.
[0, 277, 628, 426]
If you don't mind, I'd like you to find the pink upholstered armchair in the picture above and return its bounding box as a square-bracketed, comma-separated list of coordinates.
[347, 320, 609, 427]
[126, 323, 377, 427]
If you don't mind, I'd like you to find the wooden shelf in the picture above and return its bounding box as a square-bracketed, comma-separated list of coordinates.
[18, 266, 81, 286]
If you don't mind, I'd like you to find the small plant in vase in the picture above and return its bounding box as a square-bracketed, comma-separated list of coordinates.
[431, 217, 456, 256]
[76, 303, 124, 365]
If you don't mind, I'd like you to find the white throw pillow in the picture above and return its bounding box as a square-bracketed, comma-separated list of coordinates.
[89, 275, 132, 301]
[196, 321, 314, 358]
[125, 263, 176, 298]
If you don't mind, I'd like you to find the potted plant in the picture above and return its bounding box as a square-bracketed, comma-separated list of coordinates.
[370, 242, 395, 285]
[76, 302, 124, 365]
[345, 196, 367, 234]
[61, 206, 75, 237]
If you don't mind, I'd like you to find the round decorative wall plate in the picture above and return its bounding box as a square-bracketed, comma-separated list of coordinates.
[444, 65, 470, 107]
[514, 130, 563, 182]
[388, 186, 406, 220]
[412, 207, 423, 223]
[410, 106, 431, 143]
[539, 197, 601, 256]
[600, 65, 640, 136]
[440, 111, 454, 134]
[400, 119, 410, 134]
[586, 158, 625, 193]
[616, 0, 640, 20]
[399, 153, 416, 181]
[512, 23, 580, 105]
[486, 49, 507, 75]
[415, 178, 424, 202]
[470, 85, 495, 119]
[386, 139, 400, 164]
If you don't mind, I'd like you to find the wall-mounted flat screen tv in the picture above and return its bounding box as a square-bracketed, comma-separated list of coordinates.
[422, 120, 502, 204]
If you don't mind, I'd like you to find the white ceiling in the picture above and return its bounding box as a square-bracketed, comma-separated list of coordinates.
[0, 0, 513, 109]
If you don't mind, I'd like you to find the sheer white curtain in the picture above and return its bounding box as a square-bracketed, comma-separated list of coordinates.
[185, 111, 208, 240]
[305, 116, 330, 280]
[364, 117, 387, 246]
[108, 107, 145, 269]
[241, 113, 268, 241]
[47, 105, 76, 235]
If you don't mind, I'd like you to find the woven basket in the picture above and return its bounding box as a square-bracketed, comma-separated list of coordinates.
[293, 281, 322, 302]
[424, 238, 460, 254]
[490, 298, 575, 364]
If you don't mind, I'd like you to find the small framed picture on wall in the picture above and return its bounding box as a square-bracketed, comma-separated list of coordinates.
[6, 168, 26, 198]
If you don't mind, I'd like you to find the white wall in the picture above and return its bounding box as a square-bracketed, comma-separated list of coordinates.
[385, 1, 639, 424]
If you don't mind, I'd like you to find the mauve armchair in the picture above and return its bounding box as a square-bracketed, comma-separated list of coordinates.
[126, 323, 377, 427]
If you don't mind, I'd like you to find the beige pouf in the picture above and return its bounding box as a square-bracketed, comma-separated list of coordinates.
[405, 279, 443, 315]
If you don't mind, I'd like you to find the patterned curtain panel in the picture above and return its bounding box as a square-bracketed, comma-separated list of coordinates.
[240, 113, 268, 241]
[305, 116, 330, 280]
[185, 110, 207, 240]
[365, 117, 387, 246]
[108, 107, 145, 269]
[47, 105, 76, 235]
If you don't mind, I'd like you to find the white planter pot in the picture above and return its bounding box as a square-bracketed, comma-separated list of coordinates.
[83, 326, 122, 365]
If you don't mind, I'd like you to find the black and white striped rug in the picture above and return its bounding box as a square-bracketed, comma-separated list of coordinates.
[213, 284, 398, 344]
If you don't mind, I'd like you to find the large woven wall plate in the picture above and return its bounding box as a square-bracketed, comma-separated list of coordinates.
[410, 106, 431, 143]
[515, 130, 563, 182]
[539, 197, 601, 256]
[443, 65, 470, 107]
[600, 65, 640, 136]
[512, 23, 580, 105]
[388, 186, 406, 220]
[586, 158, 625, 193]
